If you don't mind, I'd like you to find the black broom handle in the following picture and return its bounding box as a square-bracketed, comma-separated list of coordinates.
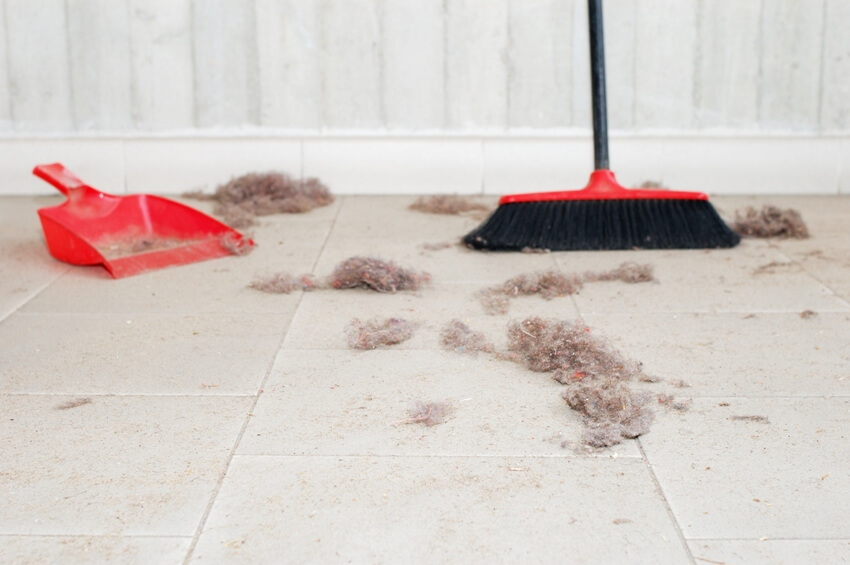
[588, 0, 609, 170]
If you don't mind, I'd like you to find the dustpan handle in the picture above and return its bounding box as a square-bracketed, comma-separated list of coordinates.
[33, 163, 85, 197]
[588, 0, 609, 171]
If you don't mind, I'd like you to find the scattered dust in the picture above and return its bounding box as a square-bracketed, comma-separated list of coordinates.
[55, 397, 92, 410]
[478, 262, 654, 315]
[420, 241, 457, 252]
[249, 272, 317, 294]
[800, 310, 818, 319]
[669, 379, 691, 388]
[188, 172, 334, 227]
[97, 235, 199, 259]
[219, 232, 254, 256]
[657, 394, 692, 411]
[612, 518, 634, 525]
[409, 195, 490, 217]
[392, 401, 454, 427]
[636, 180, 667, 189]
[328, 256, 430, 293]
[733, 205, 809, 239]
[730, 415, 770, 423]
[752, 260, 801, 276]
[440, 319, 495, 355]
[346, 317, 417, 350]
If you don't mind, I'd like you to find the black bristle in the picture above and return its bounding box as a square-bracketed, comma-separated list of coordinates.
[463, 199, 740, 251]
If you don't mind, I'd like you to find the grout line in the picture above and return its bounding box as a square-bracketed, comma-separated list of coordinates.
[0, 533, 192, 540]
[637, 437, 697, 565]
[182, 197, 345, 564]
[0, 268, 71, 325]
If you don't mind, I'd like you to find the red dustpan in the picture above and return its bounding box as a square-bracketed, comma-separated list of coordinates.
[35, 163, 253, 278]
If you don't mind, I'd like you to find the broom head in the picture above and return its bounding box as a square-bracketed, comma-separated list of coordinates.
[463, 170, 740, 251]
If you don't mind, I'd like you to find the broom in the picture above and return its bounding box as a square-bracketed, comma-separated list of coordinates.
[463, 0, 740, 251]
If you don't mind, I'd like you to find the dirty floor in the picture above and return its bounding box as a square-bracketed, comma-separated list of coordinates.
[1, 194, 849, 564]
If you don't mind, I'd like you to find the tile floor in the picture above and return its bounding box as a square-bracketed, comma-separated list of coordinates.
[1, 193, 849, 564]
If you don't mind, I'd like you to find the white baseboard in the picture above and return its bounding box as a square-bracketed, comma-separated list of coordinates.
[2, 132, 847, 196]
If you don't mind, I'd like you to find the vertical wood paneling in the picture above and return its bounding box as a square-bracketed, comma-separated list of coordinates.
[128, 0, 194, 130]
[66, 0, 133, 130]
[508, 0, 572, 128]
[0, 0, 11, 130]
[382, 0, 444, 130]
[255, 0, 321, 129]
[192, 0, 260, 127]
[5, 0, 74, 131]
[321, 0, 382, 129]
[633, 0, 698, 129]
[446, 0, 509, 128]
[603, 0, 636, 130]
[695, 0, 761, 128]
[759, 0, 824, 130]
[821, 0, 850, 130]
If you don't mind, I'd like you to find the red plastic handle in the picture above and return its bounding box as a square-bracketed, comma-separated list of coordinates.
[33, 163, 86, 196]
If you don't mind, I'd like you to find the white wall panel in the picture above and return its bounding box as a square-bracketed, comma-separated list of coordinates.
[602, 0, 637, 131]
[255, 0, 322, 129]
[759, 0, 824, 130]
[633, 0, 698, 129]
[821, 0, 850, 131]
[192, 0, 260, 127]
[446, 0, 509, 129]
[695, 0, 761, 128]
[321, 0, 382, 129]
[383, 0, 445, 130]
[4, 0, 74, 131]
[508, 0, 572, 128]
[128, 0, 195, 130]
[0, 0, 11, 131]
[66, 0, 134, 130]
[570, 0, 590, 128]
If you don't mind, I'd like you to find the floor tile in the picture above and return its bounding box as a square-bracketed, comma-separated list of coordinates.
[0, 535, 190, 565]
[687, 539, 850, 565]
[0, 395, 250, 536]
[240, 349, 640, 457]
[582, 312, 850, 397]
[190, 455, 690, 564]
[0, 312, 286, 394]
[554, 243, 848, 314]
[640, 397, 850, 540]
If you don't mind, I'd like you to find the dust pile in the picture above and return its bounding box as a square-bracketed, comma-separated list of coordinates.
[506, 317, 653, 448]
[733, 205, 809, 239]
[188, 172, 334, 228]
[97, 235, 197, 259]
[249, 272, 317, 294]
[346, 317, 417, 350]
[249, 257, 430, 295]
[478, 262, 654, 314]
[409, 195, 490, 217]
[440, 319, 495, 355]
[439, 316, 655, 448]
[393, 401, 454, 427]
[329, 257, 430, 293]
[219, 232, 254, 256]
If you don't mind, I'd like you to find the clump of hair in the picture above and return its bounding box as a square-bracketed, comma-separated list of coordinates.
[506, 317, 645, 381]
[657, 393, 692, 411]
[582, 262, 655, 284]
[409, 195, 490, 216]
[345, 317, 417, 350]
[478, 262, 653, 314]
[189, 172, 334, 227]
[733, 205, 809, 239]
[328, 256, 430, 293]
[393, 401, 454, 427]
[506, 317, 653, 448]
[800, 309, 817, 319]
[440, 319, 495, 355]
[249, 272, 317, 294]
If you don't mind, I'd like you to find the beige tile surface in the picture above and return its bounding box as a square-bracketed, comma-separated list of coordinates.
[0, 395, 251, 536]
[191, 455, 691, 564]
[640, 397, 850, 540]
[2, 194, 849, 564]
